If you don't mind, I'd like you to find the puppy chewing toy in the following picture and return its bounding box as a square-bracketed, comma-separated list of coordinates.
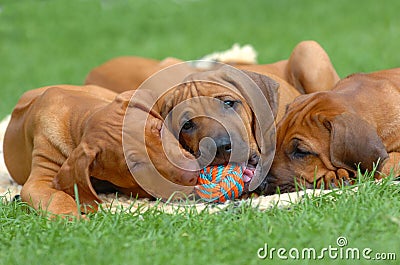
[195, 163, 246, 203]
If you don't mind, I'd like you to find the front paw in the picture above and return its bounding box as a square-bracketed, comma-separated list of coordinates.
[321, 169, 353, 189]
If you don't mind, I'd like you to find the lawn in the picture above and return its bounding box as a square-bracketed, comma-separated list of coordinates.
[1, 0, 400, 264]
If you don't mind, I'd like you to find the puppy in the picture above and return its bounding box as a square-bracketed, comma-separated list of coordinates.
[261, 68, 400, 194]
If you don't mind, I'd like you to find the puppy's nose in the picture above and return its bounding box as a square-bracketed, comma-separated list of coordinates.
[215, 137, 232, 160]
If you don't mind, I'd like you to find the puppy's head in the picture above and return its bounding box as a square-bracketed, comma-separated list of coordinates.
[161, 81, 256, 165]
[262, 92, 388, 194]
[157, 66, 279, 191]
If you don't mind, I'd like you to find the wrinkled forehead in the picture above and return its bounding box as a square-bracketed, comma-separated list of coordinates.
[278, 92, 344, 143]
[286, 91, 345, 114]
[166, 81, 249, 118]
[177, 80, 244, 99]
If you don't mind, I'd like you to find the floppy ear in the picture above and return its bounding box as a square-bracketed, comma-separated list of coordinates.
[123, 88, 198, 198]
[182, 66, 278, 190]
[219, 68, 279, 191]
[239, 69, 280, 119]
[326, 112, 388, 172]
[53, 143, 100, 212]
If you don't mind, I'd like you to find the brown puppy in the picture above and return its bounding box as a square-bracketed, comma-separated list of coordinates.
[84, 41, 339, 121]
[4, 66, 278, 216]
[3, 85, 192, 216]
[261, 68, 400, 194]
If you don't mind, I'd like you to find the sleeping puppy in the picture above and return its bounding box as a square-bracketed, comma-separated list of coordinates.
[3, 65, 278, 216]
[259, 68, 400, 194]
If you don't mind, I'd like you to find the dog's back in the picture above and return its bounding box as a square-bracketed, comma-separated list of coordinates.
[3, 85, 116, 185]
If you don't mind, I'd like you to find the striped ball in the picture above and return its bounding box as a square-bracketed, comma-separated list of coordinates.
[195, 163, 244, 203]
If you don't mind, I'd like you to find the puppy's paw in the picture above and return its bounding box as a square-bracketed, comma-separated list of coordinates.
[321, 169, 353, 189]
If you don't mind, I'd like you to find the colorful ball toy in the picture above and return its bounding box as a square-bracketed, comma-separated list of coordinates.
[195, 163, 245, 203]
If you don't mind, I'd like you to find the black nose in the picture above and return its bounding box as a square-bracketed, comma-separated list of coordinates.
[215, 137, 232, 160]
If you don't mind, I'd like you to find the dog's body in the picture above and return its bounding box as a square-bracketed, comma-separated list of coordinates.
[262, 68, 400, 194]
[85, 41, 339, 121]
[4, 85, 156, 215]
[4, 67, 279, 216]
[85, 57, 183, 93]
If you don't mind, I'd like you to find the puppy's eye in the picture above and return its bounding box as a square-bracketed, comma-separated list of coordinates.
[182, 120, 195, 131]
[223, 100, 237, 108]
[292, 146, 314, 159]
[290, 139, 316, 159]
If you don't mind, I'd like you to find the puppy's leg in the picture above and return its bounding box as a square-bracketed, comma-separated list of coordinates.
[286, 40, 340, 94]
[380, 152, 400, 178]
[21, 179, 80, 217]
[21, 154, 81, 217]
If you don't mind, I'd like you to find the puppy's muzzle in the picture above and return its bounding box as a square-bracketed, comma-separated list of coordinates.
[214, 136, 232, 162]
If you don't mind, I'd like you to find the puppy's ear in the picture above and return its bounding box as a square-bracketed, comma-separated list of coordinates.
[326, 113, 388, 172]
[220, 68, 279, 191]
[225, 69, 278, 190]
[239, 70, 280, 119]
[123, 88, 198, 198]
[53, 144, 100, 212]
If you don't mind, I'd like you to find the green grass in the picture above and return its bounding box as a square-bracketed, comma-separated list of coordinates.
[1, 0, 400, 264]
[1, 0, 400, 118]
[1, 176, 399, 265]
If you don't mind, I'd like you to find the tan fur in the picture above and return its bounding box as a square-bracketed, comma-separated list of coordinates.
[262, 68, 400, 194]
